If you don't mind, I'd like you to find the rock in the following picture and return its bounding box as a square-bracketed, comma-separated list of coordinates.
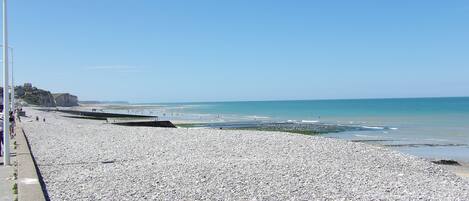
[431, 160, 461, 166]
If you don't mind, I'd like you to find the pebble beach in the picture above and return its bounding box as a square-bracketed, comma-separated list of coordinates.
[21, 108, 469, 200]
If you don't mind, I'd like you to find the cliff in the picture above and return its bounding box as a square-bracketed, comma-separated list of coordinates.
[1, 83, 79, 107]
[52, 93, 79, 107]
[14, 84, 57, 107]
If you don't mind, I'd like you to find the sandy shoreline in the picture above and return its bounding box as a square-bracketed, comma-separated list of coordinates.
[20, 108, 469, 200]
[444, 161, 469, 179]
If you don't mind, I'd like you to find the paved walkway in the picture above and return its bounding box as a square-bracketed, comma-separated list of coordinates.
[0, 138, 17, 201]
[1, 120, 47, 201]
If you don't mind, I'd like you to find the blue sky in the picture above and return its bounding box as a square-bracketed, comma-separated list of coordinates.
[4, 0, 469, 102]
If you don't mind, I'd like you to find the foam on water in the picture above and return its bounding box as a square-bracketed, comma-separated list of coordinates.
[360, 126, 386, 130]
[301, 120, 319, 123]
[354, 134, 380, 138]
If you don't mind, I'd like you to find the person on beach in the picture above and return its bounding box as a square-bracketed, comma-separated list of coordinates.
[9, 111, 15, 138]
[36, 116, 39, 121]
[43, 118, 46, 122]
[0, 119, 3, 157]
[0, 131, 3, 157]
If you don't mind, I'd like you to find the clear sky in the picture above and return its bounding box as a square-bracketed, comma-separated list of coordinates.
[3, 0, 469, 102]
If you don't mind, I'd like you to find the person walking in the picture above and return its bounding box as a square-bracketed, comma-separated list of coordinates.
[9, 111, 14, 138]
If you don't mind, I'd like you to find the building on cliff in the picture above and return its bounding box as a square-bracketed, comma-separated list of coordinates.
[52, 93, 79, 107]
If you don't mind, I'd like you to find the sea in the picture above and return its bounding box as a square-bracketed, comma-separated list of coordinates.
[105, 97, 469, 162]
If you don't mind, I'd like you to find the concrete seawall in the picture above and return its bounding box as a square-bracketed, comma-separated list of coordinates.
[17, 127, 47, 201]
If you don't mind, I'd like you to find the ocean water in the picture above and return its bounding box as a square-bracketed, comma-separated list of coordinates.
[109, 97, 469, 162]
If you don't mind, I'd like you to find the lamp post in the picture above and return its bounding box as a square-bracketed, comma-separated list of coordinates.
[0, 45, 14, 113]
[3, 0, 10, 166]
[10, 47, 13, 112]
[0, 45, 13, 113]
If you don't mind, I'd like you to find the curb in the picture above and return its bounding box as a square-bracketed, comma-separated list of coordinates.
[17, 127, 47, 201]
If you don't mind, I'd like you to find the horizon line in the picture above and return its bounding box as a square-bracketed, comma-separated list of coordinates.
[81, 95, 469, 105]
